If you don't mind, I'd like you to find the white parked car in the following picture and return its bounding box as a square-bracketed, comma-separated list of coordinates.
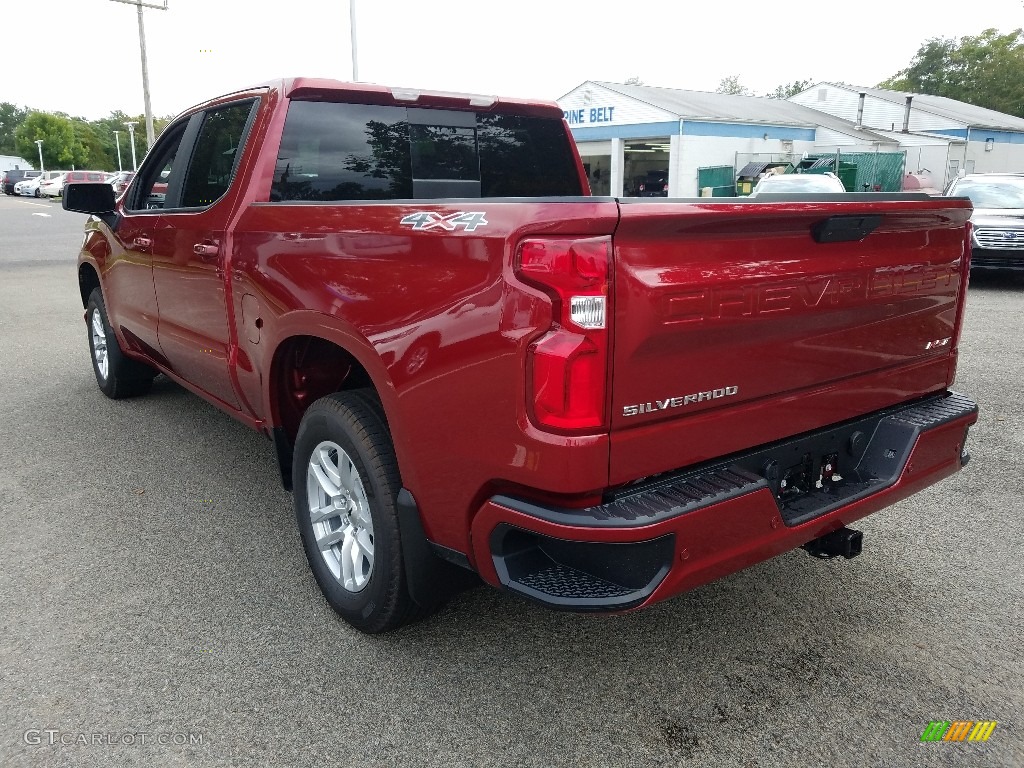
[750, 171, 847, 195]
[14, 176, 42, 197]
[38, 172, 69, 198]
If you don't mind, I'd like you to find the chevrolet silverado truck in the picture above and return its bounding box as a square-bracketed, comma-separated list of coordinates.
[63, 78, 978, 633]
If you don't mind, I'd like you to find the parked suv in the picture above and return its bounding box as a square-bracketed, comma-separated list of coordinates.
[945, 173, 1024, 272]
[2, 169, 41, 195]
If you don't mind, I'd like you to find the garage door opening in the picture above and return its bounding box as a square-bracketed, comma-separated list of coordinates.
[625, 139, 670, 197]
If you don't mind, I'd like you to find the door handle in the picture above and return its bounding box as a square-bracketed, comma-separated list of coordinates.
[194, 243, 219, 257]
[133, 236, 152, 249]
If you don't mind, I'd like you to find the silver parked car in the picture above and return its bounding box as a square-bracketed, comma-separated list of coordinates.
[946, 173, 1024, 272]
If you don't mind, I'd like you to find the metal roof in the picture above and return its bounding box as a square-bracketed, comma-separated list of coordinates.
[581, 82, 895, 143]
[590, 81, 816, 127]
[803, 83, 1024, 132]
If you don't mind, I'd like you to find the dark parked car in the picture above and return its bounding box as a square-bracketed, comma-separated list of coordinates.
[946, 173, 1024, 272]
[637, 169, 669, 197]
[2, 169, 42, 195]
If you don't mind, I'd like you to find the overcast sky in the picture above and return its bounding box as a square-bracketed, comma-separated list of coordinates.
[4, 0, 1023, 120]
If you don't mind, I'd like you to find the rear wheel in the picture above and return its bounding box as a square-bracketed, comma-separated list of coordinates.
[293, 391, 425, 633]
[85, 288, 155, 399]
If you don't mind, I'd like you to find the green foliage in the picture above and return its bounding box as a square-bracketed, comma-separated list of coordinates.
[0, 103, 28, 155]
[716, 75, 752, 96]
[9, 108, 173, 171]
[14, 112, 86, 170]
[767, 79, 814, 99]
[879, 28, 1024, 117]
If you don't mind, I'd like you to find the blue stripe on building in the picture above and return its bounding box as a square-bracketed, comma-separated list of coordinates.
[971, 129, 1024, 145]
[934, 127, 1024, 143]
[930, 128, 970, 139]
[568, 121, 679, 141]
[568, 120, 815, 142]
[681, 121, 815, 141]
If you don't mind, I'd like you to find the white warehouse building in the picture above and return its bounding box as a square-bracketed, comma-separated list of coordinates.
[789, 82, 1024, 187]
[558, 81, 1024, 197]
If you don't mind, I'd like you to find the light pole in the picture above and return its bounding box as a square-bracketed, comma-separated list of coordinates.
[113, 131, 123, 172]
[125, 122, 138, 171]
[34, 140, 44, 173]
[110, 0, 168, 149]
[350, 0, 359, 81]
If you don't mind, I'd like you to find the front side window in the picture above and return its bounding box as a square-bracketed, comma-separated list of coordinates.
[126, 119, 188, 212]
[270, 101, 582, 202]
[180, 100, 257, 208]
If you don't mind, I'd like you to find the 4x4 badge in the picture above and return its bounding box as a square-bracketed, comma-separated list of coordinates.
[400, 211, 488, 232]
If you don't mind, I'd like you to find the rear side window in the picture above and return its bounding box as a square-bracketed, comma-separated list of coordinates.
[270, 101, 582, 201]
[272, 102, 412, 201]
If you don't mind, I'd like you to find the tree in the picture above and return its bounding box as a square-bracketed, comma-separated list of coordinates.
[767, 79, 813, 99]
[879, 28, 1024, 117]
[0, 103, 28, 155]
[14, 112, 87, 170]
[716, 75, 751, 96]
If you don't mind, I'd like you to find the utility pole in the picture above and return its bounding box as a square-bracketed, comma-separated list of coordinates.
[35, 140, 44, 173]
[350, 0, 358, 81]
[110, 0, 168, 150]
[113, 131, 123, 172]
[125, 122, 138, 170]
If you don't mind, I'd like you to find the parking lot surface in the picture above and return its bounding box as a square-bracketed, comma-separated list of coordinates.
[1, 199, 1022, 767]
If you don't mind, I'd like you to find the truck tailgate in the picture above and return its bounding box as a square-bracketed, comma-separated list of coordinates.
[609, 196, 972, 484]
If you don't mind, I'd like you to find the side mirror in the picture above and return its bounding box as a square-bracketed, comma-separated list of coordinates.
[63, 183, 116, 216]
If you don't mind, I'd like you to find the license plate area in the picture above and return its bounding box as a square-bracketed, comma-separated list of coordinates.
[726, 392, 976, 526]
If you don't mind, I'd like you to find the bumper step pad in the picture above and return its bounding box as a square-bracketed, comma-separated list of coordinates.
[488, 392, 977, 610]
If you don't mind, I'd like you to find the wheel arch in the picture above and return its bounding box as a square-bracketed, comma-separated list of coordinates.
[264, 320, 406, 492]
[78, 261, 101, 308]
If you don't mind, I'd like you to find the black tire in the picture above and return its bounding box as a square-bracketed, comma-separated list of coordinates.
[85, 288, 155, 399]
[292, 391, 425, 633]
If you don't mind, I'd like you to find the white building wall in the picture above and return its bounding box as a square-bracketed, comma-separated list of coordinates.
[677, 135, 816, 197]
[575, 141, 612, 157]
[0, 155, 34, 172]
[965, 141, 1024, 174]
[559, 82, 676, 129]
[792, 85, 861, 122]
[669, 133, 683, 197]
[902, 144, 956, 176]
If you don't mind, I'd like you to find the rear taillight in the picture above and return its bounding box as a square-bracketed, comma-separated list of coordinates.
[515, 236, 611, 432]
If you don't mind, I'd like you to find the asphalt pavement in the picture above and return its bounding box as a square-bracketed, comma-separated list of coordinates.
[0, 196, 1021, 767]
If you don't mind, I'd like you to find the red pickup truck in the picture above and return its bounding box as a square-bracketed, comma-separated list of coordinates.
[64, 78, 978, 633]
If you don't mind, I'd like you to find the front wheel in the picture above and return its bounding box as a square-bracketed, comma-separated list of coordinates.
[85, 288, 155, 398]
[293, 391, 425, 633]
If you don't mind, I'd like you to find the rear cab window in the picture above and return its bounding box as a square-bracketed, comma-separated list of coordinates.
[270, 101, 582, 202]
